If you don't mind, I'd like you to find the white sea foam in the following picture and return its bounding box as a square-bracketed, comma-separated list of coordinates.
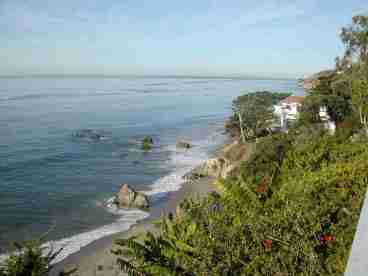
[46, 208, 149, 264]
[145, 130, 226, 198]
[0, 209, 148, 265]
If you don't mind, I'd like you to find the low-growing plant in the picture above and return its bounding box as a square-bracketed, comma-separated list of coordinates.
[0, 239, 75, 276]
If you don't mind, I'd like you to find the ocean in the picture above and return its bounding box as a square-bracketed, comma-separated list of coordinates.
[0, 76, 303, 262]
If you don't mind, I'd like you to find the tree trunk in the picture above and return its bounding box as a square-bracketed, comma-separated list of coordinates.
[363, 114, 368, 137]
[359, 107, 364, 125]
[238, 112, 246, 143]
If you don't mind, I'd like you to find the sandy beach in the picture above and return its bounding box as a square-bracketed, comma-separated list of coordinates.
[51, 173, 218, 276]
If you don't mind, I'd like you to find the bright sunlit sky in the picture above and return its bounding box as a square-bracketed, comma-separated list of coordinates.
[1, 0, 367, 78]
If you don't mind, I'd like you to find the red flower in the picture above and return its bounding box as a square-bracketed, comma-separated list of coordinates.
[256, 178, 268, 194]
[263, 239, 273, 249]
[320, 234, 335, 243]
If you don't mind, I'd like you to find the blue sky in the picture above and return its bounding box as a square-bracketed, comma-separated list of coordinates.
[0, 0, 367, 78]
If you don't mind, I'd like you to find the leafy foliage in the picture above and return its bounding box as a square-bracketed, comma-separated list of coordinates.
[230, 91, 290, 141]
[352, 64, 368, 134]
[0, 239, 73, 276]
[341, 15, 368, 63]
[299, 73, 352, 125]
[300, 15, 368, 128]
[115, 130, 368, 275]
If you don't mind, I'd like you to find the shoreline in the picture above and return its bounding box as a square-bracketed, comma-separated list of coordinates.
[51, 137, 233, 276]
[52, 175, 218, 276]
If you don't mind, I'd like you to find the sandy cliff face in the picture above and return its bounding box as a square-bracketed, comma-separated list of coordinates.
[187, 140, 252, 180]
[301, 70, 336, 90]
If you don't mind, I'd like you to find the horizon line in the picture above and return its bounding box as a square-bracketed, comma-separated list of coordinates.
[0, 73, 300, 81]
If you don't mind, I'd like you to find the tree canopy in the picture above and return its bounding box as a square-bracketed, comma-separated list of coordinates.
[301, 15, 368, 127]
[341, 15, 368, 63]
[231, 91, 290, 141]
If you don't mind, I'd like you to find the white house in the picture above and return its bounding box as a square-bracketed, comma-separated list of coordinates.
[274, 96, 336, 134]
[319, 106, 336, 135]
[274, 96, 305, 131]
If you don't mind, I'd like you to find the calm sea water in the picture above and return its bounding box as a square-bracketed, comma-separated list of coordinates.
[0, 77, 303, 261]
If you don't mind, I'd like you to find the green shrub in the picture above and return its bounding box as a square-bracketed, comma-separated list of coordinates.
[0, 240, 75, 276]
[335, 113, 362, 140]
[115, 131, 368, 275]
[240, 133, 293, 194]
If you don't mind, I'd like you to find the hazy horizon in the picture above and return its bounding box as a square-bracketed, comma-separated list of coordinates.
[0, 73, 300, 80]
[1, 0, 367, 78]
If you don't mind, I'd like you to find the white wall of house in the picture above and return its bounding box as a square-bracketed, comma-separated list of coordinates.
[319, 106, 336, 135]
[274, 102, 302, 131]
[274, 103, 337, 135]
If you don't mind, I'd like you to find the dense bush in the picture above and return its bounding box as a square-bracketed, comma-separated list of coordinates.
[299, 74, 352, 126]
[114, 130, 368, 275]
[0, 240, 74, 276]
[240, 133, 293, 194]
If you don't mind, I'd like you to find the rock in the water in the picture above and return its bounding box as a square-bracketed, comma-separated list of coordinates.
[114, 184, 149, 209]
[142, 136, 154, 150]
[134, 193, 149, 208]
[143, 136, 154, 144]
[73, 129, 106, 141]
[176, 141, 192, 149]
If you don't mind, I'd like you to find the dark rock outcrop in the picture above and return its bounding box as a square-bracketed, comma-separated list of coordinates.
[143, 136, 154, 144]
[176, 141, 192, 149]
[114, 184, 149, 209]
[73, 129, 106, 141]
[142, 136, 154, 150]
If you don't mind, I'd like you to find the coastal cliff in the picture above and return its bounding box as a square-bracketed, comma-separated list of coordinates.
[300, 69, 336, 90]
[183, 140, 251, 181]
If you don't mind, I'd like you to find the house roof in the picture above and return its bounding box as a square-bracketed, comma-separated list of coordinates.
[280, 96, 305, 104]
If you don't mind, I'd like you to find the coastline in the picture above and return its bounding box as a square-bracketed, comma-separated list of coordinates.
[52, 175, 218, 276]
[51, 135, 234, 276]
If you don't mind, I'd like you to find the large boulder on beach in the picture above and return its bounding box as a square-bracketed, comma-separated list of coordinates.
[114, 184, 149, 209]
[176, 141, 192, 149]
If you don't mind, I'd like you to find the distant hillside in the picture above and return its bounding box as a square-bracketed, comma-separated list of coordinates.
[300, 69, 336, 90]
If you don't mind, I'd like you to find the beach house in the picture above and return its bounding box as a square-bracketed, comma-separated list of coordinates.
[274, 96, 305, 131]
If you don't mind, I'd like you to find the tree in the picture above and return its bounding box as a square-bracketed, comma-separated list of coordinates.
[232, 92, 290, 141]
[352, 64, 368, 135]
[341, 15, 368, 64]
[301, 67, 352, 125]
